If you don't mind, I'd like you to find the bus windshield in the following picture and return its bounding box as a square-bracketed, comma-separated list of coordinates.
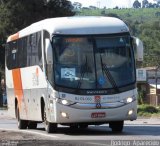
[52, 35, 135, 90]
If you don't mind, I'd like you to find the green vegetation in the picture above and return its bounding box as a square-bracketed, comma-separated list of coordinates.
[78, 8, 160, 67]
[137, 90, 144, 105]
[138, 104, 160, 117]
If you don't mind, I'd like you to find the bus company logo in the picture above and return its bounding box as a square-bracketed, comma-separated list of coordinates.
[94, 96, 101, 103]
[96, 103, 101, 109]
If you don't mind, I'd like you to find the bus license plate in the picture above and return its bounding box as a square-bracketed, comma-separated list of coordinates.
[91, 112, 106, 118]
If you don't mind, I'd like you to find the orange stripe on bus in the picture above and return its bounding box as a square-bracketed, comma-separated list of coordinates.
[9, 33, 19, 41]
[12, 69, 23, 109]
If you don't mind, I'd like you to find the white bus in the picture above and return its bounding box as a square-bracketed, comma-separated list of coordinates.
[5, 17, 143, 133]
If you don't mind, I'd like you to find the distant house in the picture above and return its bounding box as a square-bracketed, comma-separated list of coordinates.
[137, 67, 160, 106]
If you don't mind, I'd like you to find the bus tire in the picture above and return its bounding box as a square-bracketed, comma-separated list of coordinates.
[28, 121, 37, 129]
[79, 124, 88, 129]
[17, 106, 28, 129]
[70, 124, 78, 129]
[44, 105, 57, 133]
[45, 122, 57, 133]
[109, 121, 124, 133]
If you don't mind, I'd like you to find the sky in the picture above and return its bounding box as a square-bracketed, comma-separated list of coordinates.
[69, 0, 156, 8]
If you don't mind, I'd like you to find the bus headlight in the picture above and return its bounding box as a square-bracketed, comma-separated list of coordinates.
[126, 97, 133, 103]
[57, 98, 75, 106]
[121, 96, 136, 104]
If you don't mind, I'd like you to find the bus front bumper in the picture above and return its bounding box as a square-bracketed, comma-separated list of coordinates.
[49, 101, 137, 124]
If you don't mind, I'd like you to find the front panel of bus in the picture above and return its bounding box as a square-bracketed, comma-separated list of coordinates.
[48, 33, 137, 123]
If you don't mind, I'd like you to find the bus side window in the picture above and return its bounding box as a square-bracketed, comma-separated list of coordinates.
[37, 32, 42, 67]
[29, 32, 42, 67]
[6, 43, 11, 70]
[6, 41, 18, 70]
[11, 41, 18, 69]
[27, 36, 32, 66]
[22, 37, 27, 67]
[18, 39, 24, 68]
[31, 33, 37, 66]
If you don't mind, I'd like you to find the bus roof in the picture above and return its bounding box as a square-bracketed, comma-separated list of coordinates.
[7, 16, 129, 42]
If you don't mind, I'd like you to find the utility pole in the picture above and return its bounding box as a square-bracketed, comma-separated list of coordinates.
[155, 66, 160, 107]
[97, 1, 100, 9]
[128, 0, 132, 8]
[0, 72, 2, 107]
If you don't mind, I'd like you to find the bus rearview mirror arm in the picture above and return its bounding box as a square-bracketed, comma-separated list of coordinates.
[45, 39, 53, 64]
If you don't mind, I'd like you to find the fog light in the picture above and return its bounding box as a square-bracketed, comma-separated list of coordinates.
[128, 110, 133, 115]
[61, 112, 68, 118]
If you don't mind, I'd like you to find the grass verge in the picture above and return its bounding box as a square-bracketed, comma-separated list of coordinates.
[138, 104, 160, 117]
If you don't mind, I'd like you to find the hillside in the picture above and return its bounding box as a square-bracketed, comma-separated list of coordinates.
[78, 8, 160, 67]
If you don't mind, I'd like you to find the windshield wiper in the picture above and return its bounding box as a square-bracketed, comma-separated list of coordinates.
[77, 56, 89, 89]
[100, 54, 119, 92]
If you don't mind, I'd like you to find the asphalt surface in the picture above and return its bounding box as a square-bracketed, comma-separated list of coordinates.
[0, 109, 160, 146]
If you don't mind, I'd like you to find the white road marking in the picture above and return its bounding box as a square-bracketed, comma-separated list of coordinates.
[0, 128, 60, 139]
[86, 142, 108, 146]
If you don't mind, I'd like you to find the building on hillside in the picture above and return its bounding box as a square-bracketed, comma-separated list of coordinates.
[137, 67, 160, 106]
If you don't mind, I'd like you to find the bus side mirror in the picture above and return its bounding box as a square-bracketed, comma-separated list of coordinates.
[132, 37, 144, 62]
[45, 39, 53, 64]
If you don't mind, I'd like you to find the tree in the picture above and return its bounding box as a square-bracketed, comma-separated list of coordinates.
[89, 6, 97, 10]
[0, 0, 75, 67]
[154, 0, 160, 3]
[73, 2, 82, 10]
[155, 12, 160, 17]
[158, 1, 160, 7]
[133, 0, 141, 8]
[101, 10, 106, 16]
[142, 0, 149, 8]
[114, 6, 119, 9]
[45, 0, 74, 18]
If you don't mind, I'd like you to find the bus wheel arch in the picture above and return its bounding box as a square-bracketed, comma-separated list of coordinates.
[28, 121, 37, 129]
[41, 97, 45, 121]
[40, 97, 57, 133]
[15, 98, 18, 118]
[44, 103, 57, 133]
[15, 98, 28, 129]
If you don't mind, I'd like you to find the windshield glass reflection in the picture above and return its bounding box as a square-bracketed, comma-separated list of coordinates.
[53, 35, 135, 90]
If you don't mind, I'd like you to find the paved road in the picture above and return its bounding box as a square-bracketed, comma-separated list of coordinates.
[0, 110, 160, 146]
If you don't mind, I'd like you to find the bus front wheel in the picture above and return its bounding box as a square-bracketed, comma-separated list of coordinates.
[79, 124, 88, 129]
[16, 106, 28, 129]
[28, 121, 37, 129]
[44, 105, 57, 133]
[109, 121, 124, 133]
